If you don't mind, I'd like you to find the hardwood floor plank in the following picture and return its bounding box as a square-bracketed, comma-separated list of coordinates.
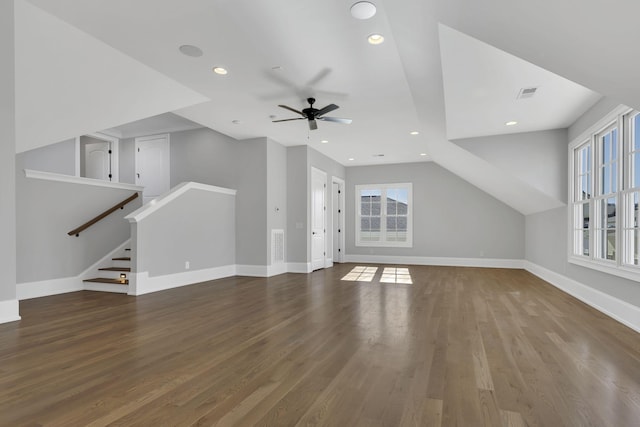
[1, 265, 639, 426]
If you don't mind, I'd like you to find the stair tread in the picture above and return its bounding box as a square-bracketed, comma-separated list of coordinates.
[112, 257, 131, 261]
[125, 248, 131, 251]
[98, 267, 131, 272]
[84, 278, 129, 285]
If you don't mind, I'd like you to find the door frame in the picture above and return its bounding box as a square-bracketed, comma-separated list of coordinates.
[75, 132, 119, 182]
[135, 133, 171, 203]
[331, 176, 346, 263]
[310, 166, 327, 271]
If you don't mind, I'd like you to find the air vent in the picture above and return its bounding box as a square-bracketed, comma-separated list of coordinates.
[517, 87, 539, 99]
[271, 229, 284, 264]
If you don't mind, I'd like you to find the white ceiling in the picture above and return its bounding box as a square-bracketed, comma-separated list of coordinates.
[102, 113, 203, 139]
[19, 0, 640, 214]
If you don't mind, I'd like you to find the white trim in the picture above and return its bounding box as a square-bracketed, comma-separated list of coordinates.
[287, 262, 313, 274]
[24, 169, 143, 192]
[331, 176, 346, 263]
[236, 265, 269, 277]
[0, 299, 21, 324]
[355, 182, 413, 248]
[524, 261, 640, 334]
[570, 104, 631, 149]
[86, 132, 120, 183]
[268, 263, 288, 277]
[568, 256, 640, 283]
[17, 277, 83, 300]
[74, 136, 81, 177]
[130, 265, 236, 296]
[125, 181, 237, 223]
[325, 258, 334, 268]
[344, 254, 524, 269]
[84, 282, 129, 294]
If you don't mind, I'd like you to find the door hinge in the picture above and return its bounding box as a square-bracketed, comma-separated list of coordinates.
[108, 149, 112, 154]
[338, 248, 341, 252]
[324, 251, 326, 256]
[338, 209, 341, 213]
[108, 174, 112, 179]
[338, 190, 341, 194]
[138, 147, 140, 152]
[338, 229, 341, 233]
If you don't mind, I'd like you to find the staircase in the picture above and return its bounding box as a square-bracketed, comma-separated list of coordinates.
[83, 248, 131, 294]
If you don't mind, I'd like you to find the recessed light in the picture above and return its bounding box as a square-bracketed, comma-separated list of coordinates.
[348, 158, 355, 161]
[505, 121, 518, 126]
[420, 153, 427, 156]
[179, 45, 203, 57]
[213, 67, 228, 75]
[373, 154, 385, 157]
[321, 140, 329, 144]
[367, 34, 385, 45]
[232, 120, 241, 124]
[271, 65, 283, 70]
[350, 1, 377, 20]
[410, 131, 419, 135]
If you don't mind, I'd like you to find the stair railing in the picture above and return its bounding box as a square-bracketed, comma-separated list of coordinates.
[68, 193, 139, 237]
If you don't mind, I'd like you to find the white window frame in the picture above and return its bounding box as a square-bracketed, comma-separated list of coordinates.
[355, 183, 413, 248]
[568, 104, 640, 282]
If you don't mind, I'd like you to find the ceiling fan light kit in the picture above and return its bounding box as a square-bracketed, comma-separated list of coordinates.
[273, 97, 352, 131]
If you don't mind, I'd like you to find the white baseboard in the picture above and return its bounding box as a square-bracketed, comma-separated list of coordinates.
[287, 262, 313, 274]
[524, 261, 640, 334]
[17, 276, 83, 300]
[130, 264, 236, 296]
[0, 299, 21, 324]
[268, 263, 287, 277]
[236, 265, 269, 277]
[344, 255, 525, 269]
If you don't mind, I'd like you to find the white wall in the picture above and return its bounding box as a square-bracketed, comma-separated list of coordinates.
[346, 162, 525, 260]
[0, 0, 17, 318]
[454, 129, 568, 202]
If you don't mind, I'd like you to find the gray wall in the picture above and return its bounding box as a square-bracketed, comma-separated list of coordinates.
[525, 99, 640, 309]
[0, 0, 16, 301]
[346, 162, 525, 259]
[526, 206, 640, 307]
[20, 138, 76, 176]
[119, 137, 135, 184]
[287, 146, 308, 264]
[136, 189, 235, 276]
[235, 138, 268, 266]
[454, 129, 568, 202]
[170, 128, 238, 189]
[266, 138, 287, 262]
[16, 172, 141, 283]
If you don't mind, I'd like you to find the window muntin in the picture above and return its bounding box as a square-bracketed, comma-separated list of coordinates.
[356, 183, 412, 247]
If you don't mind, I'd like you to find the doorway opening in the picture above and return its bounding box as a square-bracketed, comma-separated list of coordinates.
[78, 133, 119, 182]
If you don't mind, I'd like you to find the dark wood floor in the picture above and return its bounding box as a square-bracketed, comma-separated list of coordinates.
[1, 264, 640, 426]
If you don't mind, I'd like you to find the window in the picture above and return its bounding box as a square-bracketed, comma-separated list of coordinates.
[569, 106, 640, 281]
[355, 183, 412, 247]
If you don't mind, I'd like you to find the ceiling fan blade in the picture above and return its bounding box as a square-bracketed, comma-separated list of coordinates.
[315, 104, 339, 117]
[272, 118, 306, 122]
[309, 119, 318, 130]
[319, 117, 352, 124]
[278, 105, 305, 117]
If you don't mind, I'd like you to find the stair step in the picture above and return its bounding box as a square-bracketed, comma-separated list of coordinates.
[112, 257, 131, 261]
[84, 278, 129, 285]
[125, 248, 131, 251]
[98, 267, 131, 272]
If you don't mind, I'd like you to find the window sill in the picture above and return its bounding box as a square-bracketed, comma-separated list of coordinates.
[568, 256, 640, 283]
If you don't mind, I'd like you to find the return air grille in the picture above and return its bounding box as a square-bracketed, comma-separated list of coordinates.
[517, 86, 539, 99]
[271, 229, 285, 264]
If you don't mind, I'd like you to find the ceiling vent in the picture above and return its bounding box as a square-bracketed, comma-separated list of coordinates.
[517, 86, 539, 99]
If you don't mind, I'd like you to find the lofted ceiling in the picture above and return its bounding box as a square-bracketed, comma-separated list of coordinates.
[19, 0, 640, 214]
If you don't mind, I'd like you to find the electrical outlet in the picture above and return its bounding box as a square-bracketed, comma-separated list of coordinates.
[185, 261, 190, 270]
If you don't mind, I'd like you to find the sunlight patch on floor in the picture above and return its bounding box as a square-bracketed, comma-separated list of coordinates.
[380, 267, 413, 284]
[342, 266, 378, 282]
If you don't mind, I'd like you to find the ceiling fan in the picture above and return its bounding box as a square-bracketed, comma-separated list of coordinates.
[273, 98, 352, 130]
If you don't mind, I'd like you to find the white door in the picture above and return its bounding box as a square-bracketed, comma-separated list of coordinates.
[311, 167, 327, 271]
[332, 180, 344, 263]
[135, 134, 170, 204]
[83, 140, 111, 181]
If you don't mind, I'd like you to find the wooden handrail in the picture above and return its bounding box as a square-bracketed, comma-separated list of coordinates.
[68, 193, 139, 237]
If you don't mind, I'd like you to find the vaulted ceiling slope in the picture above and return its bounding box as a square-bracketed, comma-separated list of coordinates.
[20, 0, 636, 215]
